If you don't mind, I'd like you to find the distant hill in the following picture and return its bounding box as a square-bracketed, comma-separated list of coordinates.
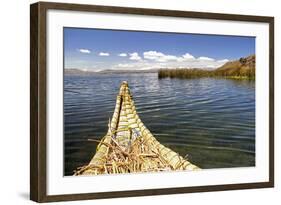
[64, 68, 94, 75]
[158, 55, 255, 79]
[215, 55, 255, 77]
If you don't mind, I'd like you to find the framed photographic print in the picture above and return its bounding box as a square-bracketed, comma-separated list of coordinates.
[30, 1, 274, 202]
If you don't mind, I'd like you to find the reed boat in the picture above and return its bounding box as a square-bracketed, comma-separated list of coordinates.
[74, 81, 199, 175]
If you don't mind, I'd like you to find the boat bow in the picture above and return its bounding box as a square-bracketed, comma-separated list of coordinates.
[74, 81, 199, 175]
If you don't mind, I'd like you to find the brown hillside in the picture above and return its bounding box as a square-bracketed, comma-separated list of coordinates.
[215, 55, 255, 76]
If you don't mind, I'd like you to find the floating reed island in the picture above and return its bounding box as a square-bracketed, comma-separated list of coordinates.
[158, 55, 255, 80]
[74, 81, 200, 175]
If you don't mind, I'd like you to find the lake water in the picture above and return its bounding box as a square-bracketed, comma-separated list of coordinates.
[64, 72, 255, 176]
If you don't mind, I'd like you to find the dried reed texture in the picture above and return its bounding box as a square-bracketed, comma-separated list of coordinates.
[74, 81, 199, 175]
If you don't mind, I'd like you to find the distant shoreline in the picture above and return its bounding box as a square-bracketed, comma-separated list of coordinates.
[158, 55, 255, 80]
[65, 55, 255, 80]
[64, 68, 158, 76]
[158, 69, 255, 80]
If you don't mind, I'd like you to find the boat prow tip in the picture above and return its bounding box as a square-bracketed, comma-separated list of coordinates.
[122, 81, 128, 85]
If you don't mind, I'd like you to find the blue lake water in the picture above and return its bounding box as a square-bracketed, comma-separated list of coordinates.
[64, 72, 255, 176]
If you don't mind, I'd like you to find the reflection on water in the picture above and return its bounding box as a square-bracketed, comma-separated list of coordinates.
[64, 73, 255, 176]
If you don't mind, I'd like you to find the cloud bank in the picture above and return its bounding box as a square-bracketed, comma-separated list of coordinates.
[129, 52, 142, 61]
[112, 50, 229, 70]
[74, 49, 229, 70]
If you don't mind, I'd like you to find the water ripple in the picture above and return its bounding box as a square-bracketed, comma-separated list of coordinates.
[64, 73, 255, 175]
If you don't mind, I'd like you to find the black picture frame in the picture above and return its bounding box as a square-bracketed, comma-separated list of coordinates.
[30, 1, 274, 202]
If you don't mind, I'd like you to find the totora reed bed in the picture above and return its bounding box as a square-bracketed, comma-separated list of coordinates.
[74, 81, 200, 175]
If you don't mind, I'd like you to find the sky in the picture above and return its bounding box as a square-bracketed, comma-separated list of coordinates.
[64, 27, 255, 71]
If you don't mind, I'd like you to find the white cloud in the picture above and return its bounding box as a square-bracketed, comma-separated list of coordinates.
[198, 56, 215, 61]
[99, 52, 110, 56]
[78, 49, 91, 54]
[143, 51, 178, 62]
[144, 51, 196, 63]
[129, 52, 142, 61]
[143, 51, 163, 60]
[177, 53, 195, 62]
[217, 59, 229, 63]
[182, 53, 195, 60]
[118, 53, 127, 57]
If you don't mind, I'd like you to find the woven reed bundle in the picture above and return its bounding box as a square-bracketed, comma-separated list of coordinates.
[74, 81, 199, 175]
